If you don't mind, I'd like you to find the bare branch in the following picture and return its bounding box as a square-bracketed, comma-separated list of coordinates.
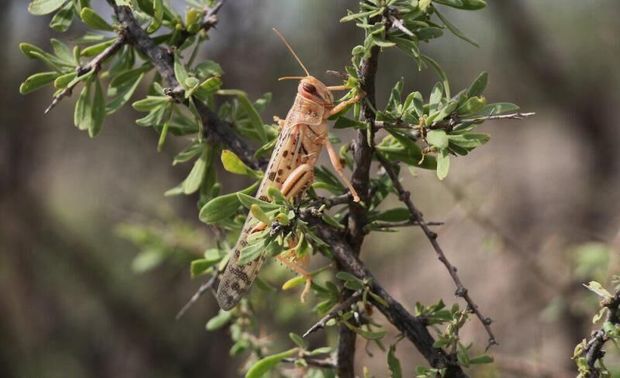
[303, 291, 362, 338]
[175, 273, 219, 320]
[460, 112, 536, 123]
[376, 153, 498, 349]
[44, 35, 126, 114]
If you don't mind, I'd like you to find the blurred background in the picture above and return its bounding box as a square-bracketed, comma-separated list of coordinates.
[1, 0, 620, 377]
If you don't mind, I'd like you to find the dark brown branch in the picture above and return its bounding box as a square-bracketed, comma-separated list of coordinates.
[303, 291, 362, 338]
[108, 2, 261, 169]
[44, 35, 126, 114]
[301, 213, 467, 377]
[337, 40, 380, 377]
[376, 153, 497, 349]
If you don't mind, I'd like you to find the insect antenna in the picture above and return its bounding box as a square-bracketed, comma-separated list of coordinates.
[272, 28, 310, 77]
[278, 76, 306, 81]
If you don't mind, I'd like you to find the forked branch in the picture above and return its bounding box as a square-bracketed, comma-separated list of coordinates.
[376, 153, 497, 349]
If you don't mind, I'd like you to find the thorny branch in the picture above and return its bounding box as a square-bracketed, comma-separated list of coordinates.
[376, 153, 497, 349]
[44, 35, 126, 114]
[373, 112, 536, 132]
[303, 291, 363, 338]
[301, 212, 467, 377]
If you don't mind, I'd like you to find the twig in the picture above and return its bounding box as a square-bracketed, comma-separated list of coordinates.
[308, 193, 352, 209]
[175, 273, 218, 320]
[303, 291, 362, 338]
[366, 219, 443, 231]
[44, 35, 126, 114]
[460, 112, 536, 123]
[174, 0, 225, 48]
[376, 153, 498, 349]
[374, 112, 535, 132]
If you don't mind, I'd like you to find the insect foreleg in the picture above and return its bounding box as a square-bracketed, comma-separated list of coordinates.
[327, 93, 364, 117]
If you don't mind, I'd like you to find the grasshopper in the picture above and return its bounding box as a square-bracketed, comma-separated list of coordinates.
[216, 29, 362, 310]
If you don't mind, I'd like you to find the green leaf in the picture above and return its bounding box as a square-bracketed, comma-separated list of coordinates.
[436, 148, 450, 180]
[433, 7, 479, 47]
[81, 39, 115, 57]
[80, 8, 114, 31]
[245, 348, 297, 378]
[584, 281, 613, 300]
[469, 354, 493, 364]
[19, 72, 58, 94]
[334, 116, 366, 129]
[369, 208, 411, 223]
[221, 149, 258, 177]
[173, 141, 203, 165]
[427, 130, 449, 149]
[206, 310, 232, 331]
[198, 182, 259, 224]
[54, 72, 76, 89]
[147, 0, 164, 33]
[217, 89, 267, 143]
[250, 204, 271, 225]
[174, 55, 190, 90]
[132, 250, 164, 273]
[132, 96, 169, 111]
[190, 259, 212, 277]
[336, 271, 364, 290]
[388, 344, 402, 378]
[422, 55, 450, 98]
[466, 71, 488, 98]
[182, 148, 208, 194]
[461, 0, 487, 10]
[238, 238, 268, 265]
[340, 8, 384, 23]
[457, 96, 486, 115]
[107, 68, 146, 114]
[282, 275, 305, 290]
[28, 0, 67, 15]
[195, 60, 223, 77]
[289, 333, 308, 350]
[237, 193, 280, 212]
[49, 1, 74, 32]
[89, 78, 106, 137]
[419, 0, 432, 11]
[473, 102, 519, 117]
[74, 80, 93, 131]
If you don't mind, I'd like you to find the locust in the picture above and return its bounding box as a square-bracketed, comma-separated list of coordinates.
[216, 29, 363, 310]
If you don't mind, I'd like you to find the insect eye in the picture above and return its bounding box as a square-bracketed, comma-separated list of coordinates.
[302, 83, 317, 95]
